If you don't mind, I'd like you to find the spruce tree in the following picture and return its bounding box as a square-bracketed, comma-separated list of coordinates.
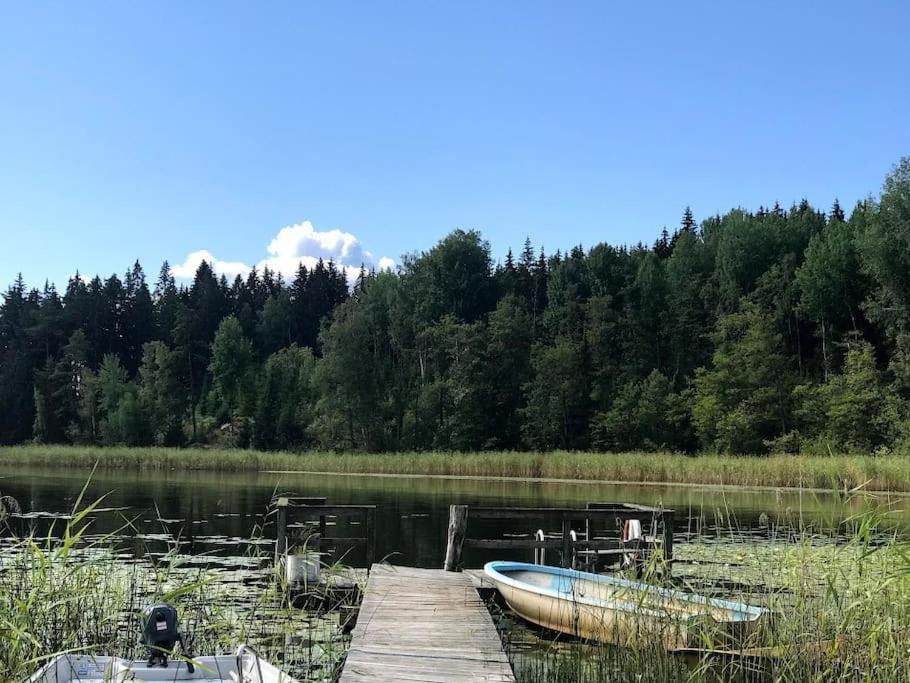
[681, 206, 697, 232]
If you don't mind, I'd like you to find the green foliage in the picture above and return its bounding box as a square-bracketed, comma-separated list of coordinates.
[592, 371, 691, 451]
[97, 354, 150, 445]
[798, 215, 864, 331]
[664, 229, 712, 380]
[543, 245, 591, 340]
[859, 159, 910, 336]
[256, 289, 294, 354]
[7, 159, 910, 454]
[401, 229, 496, 325]
[522, 340, 590, 449]
[253, 345, 317, 450]
[0, 492, 348, 681]
[485, 296, 532, 448]
[445, 320, 492, 450]
[138, 341, 185, 446]
[209, 315, 254, 420]
[792, 341, 899, 452]
[315, 274, 400, 451]
[693, 304, 795, 453]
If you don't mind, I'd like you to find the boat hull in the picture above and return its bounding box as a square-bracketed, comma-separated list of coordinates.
[29, 647, 299, 682]
[484, 561, 767, 650]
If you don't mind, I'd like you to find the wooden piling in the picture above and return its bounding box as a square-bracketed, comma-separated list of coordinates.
[364, 507, 376, 569]
[444, 504, 469, 571]
[560, 515, 573, 567]
[275, 497, 288, 557]
[662, 508, 675, 566]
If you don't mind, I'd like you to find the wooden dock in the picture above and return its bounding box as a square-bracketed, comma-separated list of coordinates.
[339, 564, 515, 682]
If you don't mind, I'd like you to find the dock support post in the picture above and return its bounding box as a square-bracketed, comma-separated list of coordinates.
[561, 515, 572, 568]
[276, 497, 289, 559]
[444, 504, 469, 571]
[662, 509, 675, 571]
[365, 507, 376, 570]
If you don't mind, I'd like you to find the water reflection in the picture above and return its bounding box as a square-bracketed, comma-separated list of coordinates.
[2, 465, 907, 567]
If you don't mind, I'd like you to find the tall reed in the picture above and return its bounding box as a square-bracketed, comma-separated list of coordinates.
[5, 444, 910, 492]
[0, 477, 350, 681]
[510, 498, 910, 682]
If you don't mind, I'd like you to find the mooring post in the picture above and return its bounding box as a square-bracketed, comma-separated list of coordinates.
[276, 497, 289, 558]
[365, 507, 376, 569]
[444, 504, 469, 571]
[662, 509, 675, 571]
[561, 515, 572, 568]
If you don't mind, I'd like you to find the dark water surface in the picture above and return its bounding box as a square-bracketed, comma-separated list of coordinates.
[5, 465, 907, 681]
[3, 465, 907, 567]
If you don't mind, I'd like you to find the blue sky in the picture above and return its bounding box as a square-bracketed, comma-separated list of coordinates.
[1, 2, 908, 289]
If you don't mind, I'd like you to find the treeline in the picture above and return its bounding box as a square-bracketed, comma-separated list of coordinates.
[3, 159, 910, 455]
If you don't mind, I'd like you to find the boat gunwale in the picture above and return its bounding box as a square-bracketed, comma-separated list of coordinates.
[28, 649, 299, 683]
[483, 561, 767, 623]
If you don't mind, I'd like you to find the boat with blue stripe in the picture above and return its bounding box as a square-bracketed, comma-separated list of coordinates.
[484, 561, 768, 649]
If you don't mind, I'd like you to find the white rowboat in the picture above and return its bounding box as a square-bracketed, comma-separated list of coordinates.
[29, 645, 298, 683]
[484, 561, 768, 649]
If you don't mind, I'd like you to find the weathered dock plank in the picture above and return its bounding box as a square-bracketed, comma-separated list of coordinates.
[340, 564, 515, 682]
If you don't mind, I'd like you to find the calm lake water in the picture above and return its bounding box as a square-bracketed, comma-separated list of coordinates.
[3, 464, 908, 567]
[4, 464, 909, 680]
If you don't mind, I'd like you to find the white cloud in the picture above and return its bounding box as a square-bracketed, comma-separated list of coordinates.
[172, 249, 252, 280]
[172, 221, 395, 286]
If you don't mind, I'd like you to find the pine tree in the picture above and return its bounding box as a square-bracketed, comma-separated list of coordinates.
[829, 199, 845, 223]
[153, 261, 176, 300]
[530, 247, 549, 338]
[62, 272, 90, 342]
[153, 262, 180, 345]
[653, 228, 672, 259]
[32, 281, 64, 362]
[681, 206, 697, 232]
[354, 264, 368, 295]
[0, 276, 38, 444]
[497, 248, 519, 298]
[520, 237, 535, 271]
[122, 261, 155, 374]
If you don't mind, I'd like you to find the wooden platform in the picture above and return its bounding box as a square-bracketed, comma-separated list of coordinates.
[340, 564, 515, 682]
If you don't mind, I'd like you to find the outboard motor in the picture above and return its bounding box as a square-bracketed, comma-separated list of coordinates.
[140, 603, 194, 673]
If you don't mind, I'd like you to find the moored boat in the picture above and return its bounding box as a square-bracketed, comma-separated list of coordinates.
[484, 560, 768, 650]
[29, 645, 298, 682]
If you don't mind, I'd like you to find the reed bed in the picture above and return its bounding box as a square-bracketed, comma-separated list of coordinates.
[0, 483, 351, 681]
[3, 469, 910, 681]
[510, 501, 910, 682]
[4, 445, 910, 492]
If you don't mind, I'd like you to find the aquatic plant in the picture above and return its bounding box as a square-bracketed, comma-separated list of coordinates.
[6, 444, 910, 493]
[506, 498, 910, 682]
[0, 478, 352, 681]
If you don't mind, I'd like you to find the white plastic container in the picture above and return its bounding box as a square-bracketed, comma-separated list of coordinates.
[286, 551, 320, 584]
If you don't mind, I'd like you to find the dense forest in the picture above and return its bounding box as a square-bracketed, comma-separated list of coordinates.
[2, 159, 910, 455]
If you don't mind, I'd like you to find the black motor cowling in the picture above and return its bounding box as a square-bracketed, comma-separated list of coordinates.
[140, 603, 193, 672]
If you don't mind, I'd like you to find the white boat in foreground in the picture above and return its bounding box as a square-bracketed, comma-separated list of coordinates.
[29, 645, 299, 683]
[484, 561, 768, 650]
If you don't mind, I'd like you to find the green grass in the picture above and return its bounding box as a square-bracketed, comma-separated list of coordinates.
[5, 468, 910, 681]
[0, 483, 350, 681]
[513, 502, 910, 682]
[4, 444, 910, 492]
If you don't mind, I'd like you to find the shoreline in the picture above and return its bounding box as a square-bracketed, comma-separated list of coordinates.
[260, 468, 910, 497]
[4, 445, 910, 494]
